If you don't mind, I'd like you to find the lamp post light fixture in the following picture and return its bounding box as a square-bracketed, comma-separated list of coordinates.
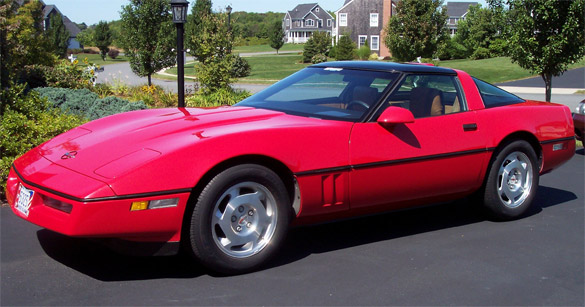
[171, 0, 189, 108]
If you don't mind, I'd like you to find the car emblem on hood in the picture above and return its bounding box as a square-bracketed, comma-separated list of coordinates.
[61, 151, 78, 159]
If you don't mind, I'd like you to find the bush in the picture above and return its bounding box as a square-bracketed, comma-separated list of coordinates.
[87, 96, 147, 120]
[302, 32, 331, 63]
[230, 54, 251, 78]
[470, 47, 491, 60]
[35, 87, 147, 120]
[83, 48, 99, 54]
[311, 54, 328, 64]
[186, 88, 251, 108]
[368, 53, 379, 61]
[1, 84, 86, 199]
[195, 58, 234, 93]
[357, 45, 371, 60]
[41, 59, 99, 89]
[108, 49, 120, 59]
[335, 35, 356, 61]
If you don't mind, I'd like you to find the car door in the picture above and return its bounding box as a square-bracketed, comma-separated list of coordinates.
[349, 73, 490, 210]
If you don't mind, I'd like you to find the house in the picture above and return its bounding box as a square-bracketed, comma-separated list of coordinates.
[42, 3, 83, 49]
[334, 0, 397, 58]
[446, 2, 478, 36]
[283, 3, 334, 44]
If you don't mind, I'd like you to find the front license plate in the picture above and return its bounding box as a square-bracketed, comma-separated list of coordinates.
[15, 184, 34, 217]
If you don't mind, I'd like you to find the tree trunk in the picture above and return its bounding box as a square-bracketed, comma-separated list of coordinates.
[148, 74, 152, 86]
[542, 73, 552, 102]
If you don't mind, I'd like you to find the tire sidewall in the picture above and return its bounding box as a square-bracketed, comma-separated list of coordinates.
[189, 164, 290, 274]
[483, 140, 539, 220]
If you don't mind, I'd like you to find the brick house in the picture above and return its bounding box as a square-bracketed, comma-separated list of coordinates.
[283, 3, 334, 44]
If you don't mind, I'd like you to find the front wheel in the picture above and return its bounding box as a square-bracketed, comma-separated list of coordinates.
[186, 164, 291, 274]
[482, 140, 539, 220]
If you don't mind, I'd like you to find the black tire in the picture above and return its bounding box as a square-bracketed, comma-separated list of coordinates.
[482, 140, 539, 220]
[187, 164, 291, 274]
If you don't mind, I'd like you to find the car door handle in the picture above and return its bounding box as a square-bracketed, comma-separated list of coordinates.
[463, 123, 478, 131]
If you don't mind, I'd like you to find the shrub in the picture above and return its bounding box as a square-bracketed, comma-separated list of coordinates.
[42, 58, 99, 89]
[230, 54, 251, 78]
[470, 47, 491, 60]
[108, 49, 120, 59]
[311, 54, 328, 64]
[195, 58, 234, 93]
[335, 35, 356, 61]
[87, 96, 147, 120]
[35, 87, 147, 120]
[186, 88, 251, 108]
[1, 84, 86, 199]
[357, 45, 371, 60]
[83, 48, 99, 54]
[368, 53, 379, 61]
[302, 32, 331, 63]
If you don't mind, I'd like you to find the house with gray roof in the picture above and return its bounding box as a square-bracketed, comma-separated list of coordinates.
[446, 1, 478, 36]
[283, 3, 334, 43]
[42, 3, 83, 49]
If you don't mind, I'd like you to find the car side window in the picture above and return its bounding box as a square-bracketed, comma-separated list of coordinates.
[377, 74, 466, 119]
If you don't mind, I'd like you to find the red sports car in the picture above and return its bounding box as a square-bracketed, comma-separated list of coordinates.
[6, 62, 575, 274]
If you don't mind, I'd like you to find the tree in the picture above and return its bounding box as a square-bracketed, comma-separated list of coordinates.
[76, 27, 94, 47]
[46, 12, 69, 58]
[185, 0, 213, 62]
[302, 31, 331, 63]
[507, 0, 585, 102]
[454, 2, 507, 59]
[269, 21, 284, 54]
[384, 0, 448, 62]
[193, 12, 234, 92]
[2, 0, 54, 88]
[94, 21, 112, 61]
[120, 0, 175, 86]
[335, 34, 356, 61]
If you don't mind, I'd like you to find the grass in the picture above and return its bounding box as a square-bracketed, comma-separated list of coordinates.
[73, 53, 129, 66]
[233, 43, 304, 54]
[163, 54, 309, 84]
[438, 57, 585, 84]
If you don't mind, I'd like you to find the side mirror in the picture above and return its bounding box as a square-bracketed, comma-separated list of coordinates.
[377, 106, 415, 126]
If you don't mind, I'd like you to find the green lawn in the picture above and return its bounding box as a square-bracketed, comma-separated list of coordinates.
[233, 44, 304, 54]
[160, 55, 585, 85]
[73, 53, 129, 66]
[439, 57, 585, 84]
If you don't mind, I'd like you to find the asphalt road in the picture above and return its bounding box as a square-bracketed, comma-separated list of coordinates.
[1, 150, 583, 305]
[497, 67, 584, 89]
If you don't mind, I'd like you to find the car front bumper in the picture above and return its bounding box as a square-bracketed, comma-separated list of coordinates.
[6, 165, 191, 244]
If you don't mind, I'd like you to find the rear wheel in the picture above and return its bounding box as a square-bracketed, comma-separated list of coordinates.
[187, 164, 291, 274]
[482, 140, 539, 220]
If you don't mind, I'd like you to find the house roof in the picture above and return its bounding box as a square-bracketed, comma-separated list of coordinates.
[446, 2, 478, 18]
[63, 16, 81, 37]
[42, 4, 59, 19]
[288, 3, 318, 19]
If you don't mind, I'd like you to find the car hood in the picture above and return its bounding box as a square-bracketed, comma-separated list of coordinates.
[37, 106, 290, 180]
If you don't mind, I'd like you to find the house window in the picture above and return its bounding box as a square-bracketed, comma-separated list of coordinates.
[370, 13, 378, 27]
[306, 19, 314, 27]
[358, 35, 367, 47]
[339, 13, 347, 26]
[371, 35, 379, 50]
[327, 19, 332, 27]
[286, 19, 290, 27]
[316, 7, 319, 13]
[319, 19, 323, 27]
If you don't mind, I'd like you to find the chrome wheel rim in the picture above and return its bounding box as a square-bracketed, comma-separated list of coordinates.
[497, 151, 533, 208]
[211, 182, 278, 258]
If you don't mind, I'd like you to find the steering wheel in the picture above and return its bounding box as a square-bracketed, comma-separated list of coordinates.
[347, 100, 370, 111]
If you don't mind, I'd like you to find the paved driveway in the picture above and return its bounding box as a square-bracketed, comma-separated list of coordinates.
[497, 67, 584, 89]
[1, 152, 584, 305]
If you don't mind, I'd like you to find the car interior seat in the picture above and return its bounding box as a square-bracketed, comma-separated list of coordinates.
[409, 87, 443, 118]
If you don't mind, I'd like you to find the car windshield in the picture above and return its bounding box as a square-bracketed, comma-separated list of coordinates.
[236, 67, 400, 121]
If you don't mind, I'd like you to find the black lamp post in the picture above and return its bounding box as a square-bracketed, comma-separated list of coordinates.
[226, 5, 232, 53]
[171, 0, 189, 108]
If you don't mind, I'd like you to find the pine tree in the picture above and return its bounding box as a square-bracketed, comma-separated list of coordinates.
[335, 34, 355, 61]
[94, 21, 112, 61]
[269, 21, 285, 54]
[46, 13, 69, 58]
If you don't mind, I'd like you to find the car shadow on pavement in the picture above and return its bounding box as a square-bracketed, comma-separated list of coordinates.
[37, 230, 206, 281]
[36, 186, 576, 281]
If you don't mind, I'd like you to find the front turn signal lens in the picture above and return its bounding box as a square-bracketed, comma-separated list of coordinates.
[131, 201, 149, 211]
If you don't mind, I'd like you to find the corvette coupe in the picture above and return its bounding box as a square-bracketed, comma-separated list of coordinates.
[6, 61, 575, 274]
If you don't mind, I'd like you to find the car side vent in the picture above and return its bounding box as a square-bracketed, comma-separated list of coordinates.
[321, 173, 345, 208]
